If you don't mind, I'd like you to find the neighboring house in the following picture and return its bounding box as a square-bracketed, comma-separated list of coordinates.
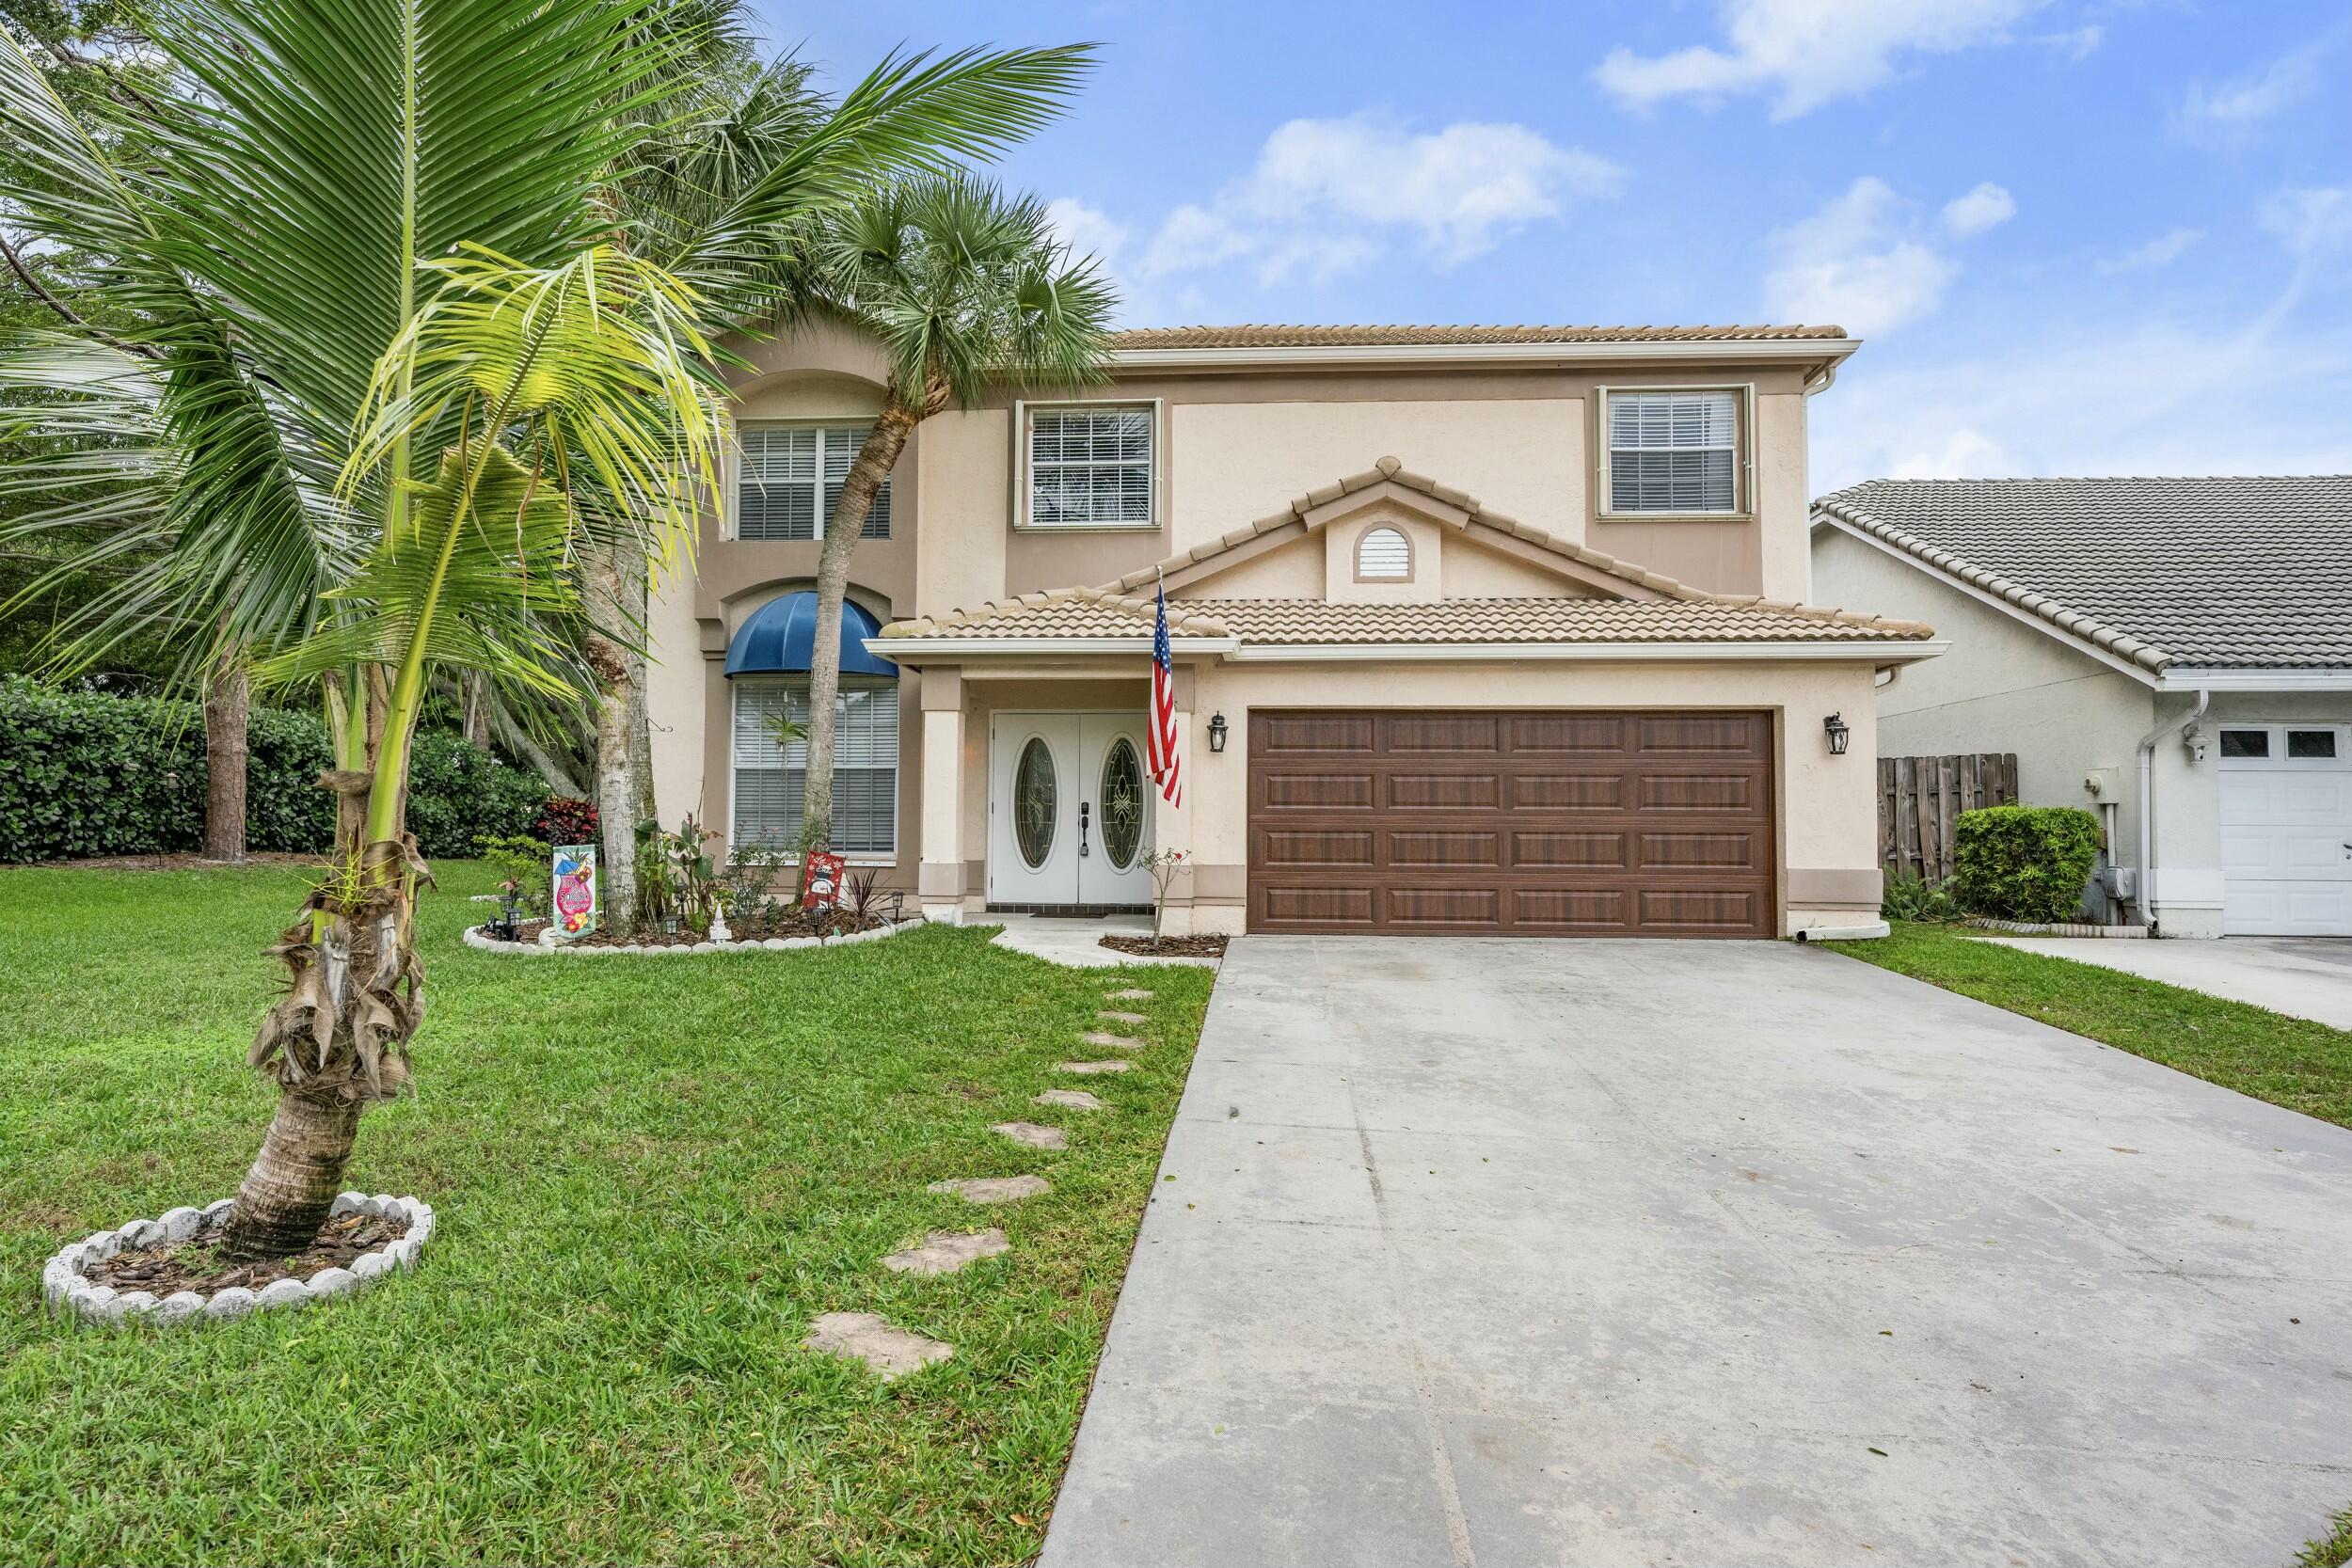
[646, 320, 1944, 938]
[1812, 476, 2352, 938]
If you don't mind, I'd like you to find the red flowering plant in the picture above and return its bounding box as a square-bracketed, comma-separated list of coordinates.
[536, 796, 597, 845]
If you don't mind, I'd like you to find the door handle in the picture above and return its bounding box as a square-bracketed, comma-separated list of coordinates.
[1079, 800, 1091, 857]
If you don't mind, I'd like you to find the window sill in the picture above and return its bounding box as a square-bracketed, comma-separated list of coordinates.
[1012, 520, 1164, 533]
[1596, 511, 1754, 524]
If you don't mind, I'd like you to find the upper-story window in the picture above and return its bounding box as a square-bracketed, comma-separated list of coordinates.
[737, 424, 892, 542]
[1602, 388, 1744, 515]
[1025, 404, 1154, 528]
[1356, 526, 1411, 579]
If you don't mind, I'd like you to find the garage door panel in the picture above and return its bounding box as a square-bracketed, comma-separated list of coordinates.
[1389, 831, 1502, 869]
[1385, 714, 1502, 752]
[1638, 831, 1759, 870]
[1260, 829, 1375, 869]
[1248, 709, 1775, 938]
[1510, 887, 1629, 928]
[1259, 884, 1375, 927]
[1389, 772, 1502, 810]
[1382, 886, 1502, 927]
[1507, 714, 1629, 754]
[1637, 772, 1759, 813]
[1510, 773, 1625, 810]
[1262, 771, 1375, 811]
[1512, 831, 1629, 869]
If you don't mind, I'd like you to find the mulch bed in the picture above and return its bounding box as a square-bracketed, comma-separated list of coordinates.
[1100, 932, 1228, 958]
[507, 904, 893, 948]
[87, 1211, 409, 1294]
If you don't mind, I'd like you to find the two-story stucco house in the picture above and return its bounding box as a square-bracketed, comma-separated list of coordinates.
[645, 321, 1945, 939]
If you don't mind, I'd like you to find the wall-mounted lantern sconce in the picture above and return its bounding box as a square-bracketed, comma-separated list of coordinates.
[1207, 712, 1229, 753]
[1823, 712, 1851, 755]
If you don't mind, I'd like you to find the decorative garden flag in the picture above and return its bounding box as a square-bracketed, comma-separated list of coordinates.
[551, 845, 598, 939]
[802, 849, 847, 911]
[1148, 578, 1183, 808]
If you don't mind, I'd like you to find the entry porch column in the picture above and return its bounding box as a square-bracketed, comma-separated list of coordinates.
[916, 666, 966, 925]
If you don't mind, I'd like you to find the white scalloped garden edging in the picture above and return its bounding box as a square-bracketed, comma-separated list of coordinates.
[462, 913, 925, 956]
[42, 1191, 434, 1327]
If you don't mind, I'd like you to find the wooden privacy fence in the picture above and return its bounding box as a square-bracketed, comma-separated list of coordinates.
[1879, 752, 2019, 882]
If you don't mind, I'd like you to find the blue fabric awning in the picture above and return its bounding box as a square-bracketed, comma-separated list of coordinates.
[723, 591, 898, 678]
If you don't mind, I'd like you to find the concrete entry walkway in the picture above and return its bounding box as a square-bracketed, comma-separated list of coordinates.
[1041, 937, 2352, 1568]
[1983, 934, 2352, 1032]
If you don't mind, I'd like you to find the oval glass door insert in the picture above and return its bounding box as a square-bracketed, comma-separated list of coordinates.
[1100, 736, 1144, 869]
[1013, 736, 1057, 869]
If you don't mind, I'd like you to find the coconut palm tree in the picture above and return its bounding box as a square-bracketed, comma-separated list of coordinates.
[791, 173, 1117, 850]
[0, 0, 1094, 1259]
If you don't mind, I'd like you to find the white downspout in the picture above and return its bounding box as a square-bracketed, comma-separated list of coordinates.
[2135, 689, 2208, 933]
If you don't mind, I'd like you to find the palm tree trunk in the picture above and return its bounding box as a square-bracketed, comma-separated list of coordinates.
[583, 535, 644, 932]
[217, 1089, 361, 1259]
[202, 644, 249, 862]
[803, 398, 916, 849]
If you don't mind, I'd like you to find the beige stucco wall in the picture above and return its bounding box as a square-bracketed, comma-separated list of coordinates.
[1168, 398, 1583, 554]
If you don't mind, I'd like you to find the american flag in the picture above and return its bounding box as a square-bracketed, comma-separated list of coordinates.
[1148, 578, 1182, 808]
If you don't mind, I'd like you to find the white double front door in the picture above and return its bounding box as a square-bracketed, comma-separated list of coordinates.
[988, 712, 1154, 907]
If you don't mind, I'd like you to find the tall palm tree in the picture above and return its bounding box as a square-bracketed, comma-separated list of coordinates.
[792, 173, 1116, 850]
[0, 0, 1094, 1259]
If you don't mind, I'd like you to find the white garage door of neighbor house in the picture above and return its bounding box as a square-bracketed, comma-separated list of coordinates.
[2220, 723, 2352, 936]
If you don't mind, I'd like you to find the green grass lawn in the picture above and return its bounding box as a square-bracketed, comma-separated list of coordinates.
[0, 861, 1214, 1566]
[1826, 922, 2352, 1131]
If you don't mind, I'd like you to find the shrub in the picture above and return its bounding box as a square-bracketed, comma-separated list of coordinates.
[473, 833, 553, 913]
[1880, 871, 1962, 924]
[536, 795, 597, 846]
[1952, 805, 2104, 923]
[0, 677, 552, 863]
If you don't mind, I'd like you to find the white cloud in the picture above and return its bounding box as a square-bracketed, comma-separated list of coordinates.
[1043, 198, 1130, 269]
[2040, 24, 2103, 61]
[1764, 178, 1969, 336]
[1131, 114, 1620, 288]
[2177, 44, 2327, 145]
[1813, 207, 2352, 490]
[2096, 226, 2204, 274]
[1592, 0, 2048, 120]
[2257, 186, 2352, 260]
[1940, 182, 2015, 238]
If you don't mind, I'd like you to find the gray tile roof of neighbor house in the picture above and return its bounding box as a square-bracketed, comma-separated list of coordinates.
[1813, 475, 2352, 672]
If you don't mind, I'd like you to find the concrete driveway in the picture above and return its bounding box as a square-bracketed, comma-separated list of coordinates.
[1041, 937, 2352, 1568]
[1982, 935, 2352, 1032]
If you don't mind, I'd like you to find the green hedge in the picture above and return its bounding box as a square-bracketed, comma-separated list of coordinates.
[1953, 804, 2104, 923]
[0, 677, 550, 863]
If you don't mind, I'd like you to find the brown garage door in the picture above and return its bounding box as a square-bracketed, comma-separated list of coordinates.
[1248, 709, 1775, 937]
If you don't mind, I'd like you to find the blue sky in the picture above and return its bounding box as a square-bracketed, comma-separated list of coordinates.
[760, 1, 2352, 491]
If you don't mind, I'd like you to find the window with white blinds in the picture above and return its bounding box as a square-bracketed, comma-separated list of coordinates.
[731, 674, 898, 854]
[736, 425, 892, 541]
[1027, 404, 1153, 528]
[1605, 389, 1741, 515]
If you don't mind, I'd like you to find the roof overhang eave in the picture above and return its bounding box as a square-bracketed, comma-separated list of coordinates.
[1110, 337, 1863, 373]
[2155, 666, 2352, 691]
[867, 634, 1944, 666]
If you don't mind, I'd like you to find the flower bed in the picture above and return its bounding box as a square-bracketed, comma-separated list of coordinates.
[43, 1191, 434, 1326]
[466, 911, 924, 956]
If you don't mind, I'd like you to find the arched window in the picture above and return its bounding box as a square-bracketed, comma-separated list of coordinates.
[1356, 525, 1411, 580]
[724, 591, 900, 854]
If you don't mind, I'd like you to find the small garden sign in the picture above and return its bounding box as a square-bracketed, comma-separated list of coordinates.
[552, 845, 598, 939]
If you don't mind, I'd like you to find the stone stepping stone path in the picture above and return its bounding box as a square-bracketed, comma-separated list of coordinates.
[804, 1311, 952, 1380]
[1105, 988, 1154, 1001]
[1097, 1009, 1148, 1026]
[882, 1227, 1009, 1276]
[1057, 1059, 1133, 1075]
[1034, 1088, 1104, 1111]
[1082, 1030, 1148, 1051]
[928, 1175, 1051, 1203]
[992, 1120, 1068, 1150]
